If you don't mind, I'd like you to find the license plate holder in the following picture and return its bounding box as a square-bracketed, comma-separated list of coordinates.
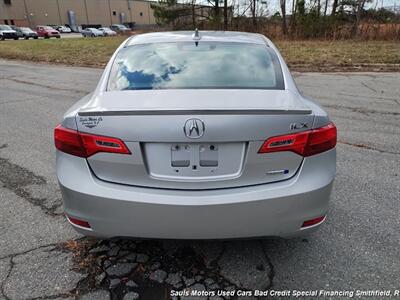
[171, 143, 219, 168]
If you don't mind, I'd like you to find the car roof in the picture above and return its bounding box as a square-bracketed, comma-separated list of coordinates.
[125, 31, 270, 46]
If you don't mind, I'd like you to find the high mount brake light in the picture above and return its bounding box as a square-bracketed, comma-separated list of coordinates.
[258, 123, 337, 157]
[54, 125, 131, 158]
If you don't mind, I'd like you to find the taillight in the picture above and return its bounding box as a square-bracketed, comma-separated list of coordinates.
[258, 122, 337, 157]
[303, 123, 337, 156]
[54, 124, 131, 158]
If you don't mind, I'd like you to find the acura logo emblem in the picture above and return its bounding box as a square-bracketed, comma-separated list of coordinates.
[183, 118, 205, 139]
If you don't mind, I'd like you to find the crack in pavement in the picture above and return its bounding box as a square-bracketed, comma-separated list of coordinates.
[343, 73, 378, 79]
[322, 104, 400, 116]
[0, 156, 63, 216]
[360, 81, 378, 93]
[0, 258, 12, 300]
[0, 76, 89, 94]
[337, 92, 399, 103]
[1, 241, 86, 300]
[0, 243, 65, 300]
[339, 140, 400, 155]
[0, 145, 63, 216]
[0, 243, 61, 261]
[259, 241, 275, 290]
[0, 98, 53, 106]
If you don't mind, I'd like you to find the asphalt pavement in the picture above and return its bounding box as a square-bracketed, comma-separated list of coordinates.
[0, 60, 399, 300]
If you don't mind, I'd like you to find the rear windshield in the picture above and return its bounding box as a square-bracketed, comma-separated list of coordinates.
[107, 42, 284, 90]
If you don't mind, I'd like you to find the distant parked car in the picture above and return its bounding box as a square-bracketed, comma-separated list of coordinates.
[110, 24, 130, 33]
[0, 24, 19, 40]
[19, 27, 38, 39]
[10, 25, 24, 39]
[56, 25, 72, 33]
[36, 26, 60, 38]
[81, 28, 104, 37]
[98, 27, 117, 36]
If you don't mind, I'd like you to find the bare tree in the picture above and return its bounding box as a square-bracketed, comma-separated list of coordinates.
[331, 0, 338, 15]
[353, 0, 368, 36]
[192, 0, 196, 27]
[224, 0, 228, 29]
[251, 0, 257, 27]
[323, 0, 329, 16]
[280, 0, 288, 35]
[206, 0, 221, 28]
[290, 0, 296, 23]
[290, 0, 298, 34]
[214, 0, 220, 24]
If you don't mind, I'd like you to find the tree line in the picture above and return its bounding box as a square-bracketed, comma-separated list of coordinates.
[151, 0, 400, 39]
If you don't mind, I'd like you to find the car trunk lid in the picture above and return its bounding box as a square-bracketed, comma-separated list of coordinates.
[76, 90, 313, 190]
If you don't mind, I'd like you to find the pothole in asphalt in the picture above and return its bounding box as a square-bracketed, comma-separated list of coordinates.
[62, 238, 272, 300]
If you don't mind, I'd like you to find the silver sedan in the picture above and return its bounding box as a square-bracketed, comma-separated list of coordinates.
[98, 27, 117, 36]
[55, 31, 336, 239]
[81, 27, 104, 37]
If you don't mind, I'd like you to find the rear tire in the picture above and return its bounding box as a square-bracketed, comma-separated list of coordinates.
[34, 36, 38, 39]
[14, 37, 19, 40]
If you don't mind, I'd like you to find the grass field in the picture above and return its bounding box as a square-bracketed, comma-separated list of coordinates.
[0, 36, 399, 71]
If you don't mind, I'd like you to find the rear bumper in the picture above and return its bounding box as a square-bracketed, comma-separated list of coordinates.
[57, 149, 335, 239]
